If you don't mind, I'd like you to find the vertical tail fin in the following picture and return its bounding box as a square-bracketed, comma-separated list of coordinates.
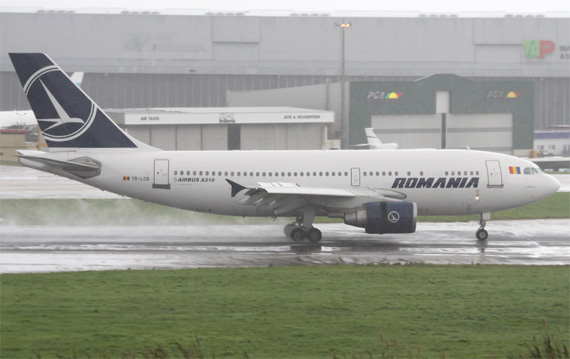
[364, 128, 383, 147]
[70, 72, 84, 88]
[9, 53, 151, 151]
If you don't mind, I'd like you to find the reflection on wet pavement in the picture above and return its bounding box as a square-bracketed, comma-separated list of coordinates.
[1, 220, 568, 273]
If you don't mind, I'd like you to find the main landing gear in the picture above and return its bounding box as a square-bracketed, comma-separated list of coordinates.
[476, 213, 491, 241]
[283, 209, 322, 243]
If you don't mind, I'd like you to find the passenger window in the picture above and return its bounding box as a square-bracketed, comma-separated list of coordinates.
[199, 171, 203, 176]
[395, 171, 399, 176]
[420, 171, 424, 176]
[174, 171, 178, 175]
[231, 172, 234, 176]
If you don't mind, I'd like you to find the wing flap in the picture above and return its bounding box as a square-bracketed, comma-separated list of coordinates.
[226, 180, 407, 216]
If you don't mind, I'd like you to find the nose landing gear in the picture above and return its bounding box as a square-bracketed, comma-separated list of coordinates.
[476, 213, 491, 241]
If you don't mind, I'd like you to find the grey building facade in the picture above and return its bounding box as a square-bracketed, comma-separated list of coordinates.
[1, 10, 569, 145]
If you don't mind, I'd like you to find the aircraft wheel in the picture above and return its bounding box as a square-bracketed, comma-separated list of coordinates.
[284, 223, 297, 237]
[476, 228, 488, 241]
[290, 228, 305, 242]
[307, 228, 322, 243]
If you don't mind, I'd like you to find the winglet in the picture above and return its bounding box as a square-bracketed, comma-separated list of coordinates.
[226, 179, 246, 197]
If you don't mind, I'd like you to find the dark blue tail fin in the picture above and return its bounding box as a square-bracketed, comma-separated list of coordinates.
[9, 53, 143, 150]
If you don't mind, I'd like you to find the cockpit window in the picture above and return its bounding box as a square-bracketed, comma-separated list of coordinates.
[523, 167, 542, 175]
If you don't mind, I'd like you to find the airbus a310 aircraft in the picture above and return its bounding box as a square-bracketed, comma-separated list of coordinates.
[9, 53, 560, 242]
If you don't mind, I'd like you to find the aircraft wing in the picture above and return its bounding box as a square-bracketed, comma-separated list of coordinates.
[226, 180, 406, 216]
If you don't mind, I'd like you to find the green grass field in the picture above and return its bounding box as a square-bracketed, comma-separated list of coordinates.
[1, 192, 568, 226]
[1, 265, 569, 359]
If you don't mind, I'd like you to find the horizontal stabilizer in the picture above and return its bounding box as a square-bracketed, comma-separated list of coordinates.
[17, 150, 101, 179]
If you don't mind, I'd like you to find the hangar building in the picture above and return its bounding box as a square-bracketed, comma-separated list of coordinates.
[0, 9, 568, 149]
[106, 107, 333, 150]
[229, 74, 535, 154]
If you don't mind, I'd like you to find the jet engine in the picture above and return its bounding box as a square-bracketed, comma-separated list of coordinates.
[344, 202, 417, 234]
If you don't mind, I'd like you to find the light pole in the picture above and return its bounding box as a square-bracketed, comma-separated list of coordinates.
[336, 20, 351, 148]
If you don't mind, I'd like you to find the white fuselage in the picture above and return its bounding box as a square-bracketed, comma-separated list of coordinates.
[40, 148, 560, 218]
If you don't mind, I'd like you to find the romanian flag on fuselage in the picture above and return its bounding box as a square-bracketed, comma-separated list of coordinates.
[509, 166, 521, 174]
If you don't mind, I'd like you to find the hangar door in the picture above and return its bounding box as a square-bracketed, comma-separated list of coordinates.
[371, 113, 513, 154]
[446, 114, 513, 154]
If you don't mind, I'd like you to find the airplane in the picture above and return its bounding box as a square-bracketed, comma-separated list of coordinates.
[351, 128, 398, 150]
[364, 128, 398, 150]
[9, 53, 561, 242]
[0, 72, 83, 129]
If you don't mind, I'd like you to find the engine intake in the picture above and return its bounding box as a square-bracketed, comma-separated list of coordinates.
[344, 202, 417, 234]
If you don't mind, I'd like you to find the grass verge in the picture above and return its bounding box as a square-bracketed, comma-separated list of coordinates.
[1, 192, 568, 226]
[1, 265, 569, 358]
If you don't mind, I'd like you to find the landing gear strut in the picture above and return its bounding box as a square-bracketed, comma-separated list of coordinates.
[476, 213, 491, 241]
[283, 209, 322, 243]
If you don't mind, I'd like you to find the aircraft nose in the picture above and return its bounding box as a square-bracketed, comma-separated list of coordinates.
[544, 174, 561, 195]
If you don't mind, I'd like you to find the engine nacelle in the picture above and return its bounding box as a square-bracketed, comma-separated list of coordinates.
[344, 202, 417, 234]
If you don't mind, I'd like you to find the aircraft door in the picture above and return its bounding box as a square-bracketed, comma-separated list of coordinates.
[153, 159, 171, 189]
[351, 168, 361, 187]
[485, 160, 503, 188]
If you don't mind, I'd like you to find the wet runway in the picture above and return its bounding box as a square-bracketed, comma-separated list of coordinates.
[1, 220, 569, 273]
